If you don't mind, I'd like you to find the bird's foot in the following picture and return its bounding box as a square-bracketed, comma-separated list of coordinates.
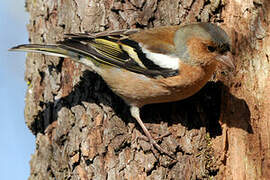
[130, 106, 176, 160]
[137, 133, 176, 160]
[154, 132, 171, 140]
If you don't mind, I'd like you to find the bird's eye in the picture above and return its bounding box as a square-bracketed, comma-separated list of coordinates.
[207, 46, 216, 52]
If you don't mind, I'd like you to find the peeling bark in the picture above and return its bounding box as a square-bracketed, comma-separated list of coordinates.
[23, 0, 270, 179]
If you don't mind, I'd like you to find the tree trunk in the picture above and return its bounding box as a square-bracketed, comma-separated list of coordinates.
[24, 0, 269, 179]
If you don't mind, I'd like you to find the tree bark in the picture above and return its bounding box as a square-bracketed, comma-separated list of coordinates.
[24, 0, 270, 179]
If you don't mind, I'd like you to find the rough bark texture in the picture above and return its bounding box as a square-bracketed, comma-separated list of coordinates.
[23, 0, 269, 179]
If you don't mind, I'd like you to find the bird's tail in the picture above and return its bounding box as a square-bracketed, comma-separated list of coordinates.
[9, 44, 80, 60]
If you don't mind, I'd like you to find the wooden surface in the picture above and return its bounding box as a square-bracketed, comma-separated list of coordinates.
[23, 0, 270, 179]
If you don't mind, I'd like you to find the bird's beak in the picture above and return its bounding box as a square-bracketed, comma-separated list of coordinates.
[216, 52, 235, 70]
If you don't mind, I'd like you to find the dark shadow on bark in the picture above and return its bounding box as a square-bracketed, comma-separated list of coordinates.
[30, 69, 252, 138]
[142, 81, 252, 138]
[30, 69, 128, 135]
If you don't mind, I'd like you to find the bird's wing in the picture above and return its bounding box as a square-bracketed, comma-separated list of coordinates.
[60, 29, 179, 78]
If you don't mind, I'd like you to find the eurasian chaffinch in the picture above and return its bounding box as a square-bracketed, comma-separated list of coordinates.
[10, 22, 234, 158]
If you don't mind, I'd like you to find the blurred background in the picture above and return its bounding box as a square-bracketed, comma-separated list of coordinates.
[0, 1, 35, 179]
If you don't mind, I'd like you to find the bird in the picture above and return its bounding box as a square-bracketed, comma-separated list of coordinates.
[10, 22, 234, 159]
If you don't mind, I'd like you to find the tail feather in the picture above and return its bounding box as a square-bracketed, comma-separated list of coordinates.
[9, 44, 73, 58]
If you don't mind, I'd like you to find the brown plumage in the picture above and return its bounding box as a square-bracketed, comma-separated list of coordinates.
[10, 22, 234, 159]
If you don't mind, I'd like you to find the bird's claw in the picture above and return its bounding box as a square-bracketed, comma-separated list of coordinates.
[137, 133, 176, 160]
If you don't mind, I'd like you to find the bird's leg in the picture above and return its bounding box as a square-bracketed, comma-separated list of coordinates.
[130, 106, 175, 159]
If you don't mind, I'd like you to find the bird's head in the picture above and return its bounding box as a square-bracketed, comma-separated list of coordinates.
[174, 22, 234, 69]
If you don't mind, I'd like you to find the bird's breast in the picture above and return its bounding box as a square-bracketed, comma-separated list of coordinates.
[99, 62, 217, 107]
